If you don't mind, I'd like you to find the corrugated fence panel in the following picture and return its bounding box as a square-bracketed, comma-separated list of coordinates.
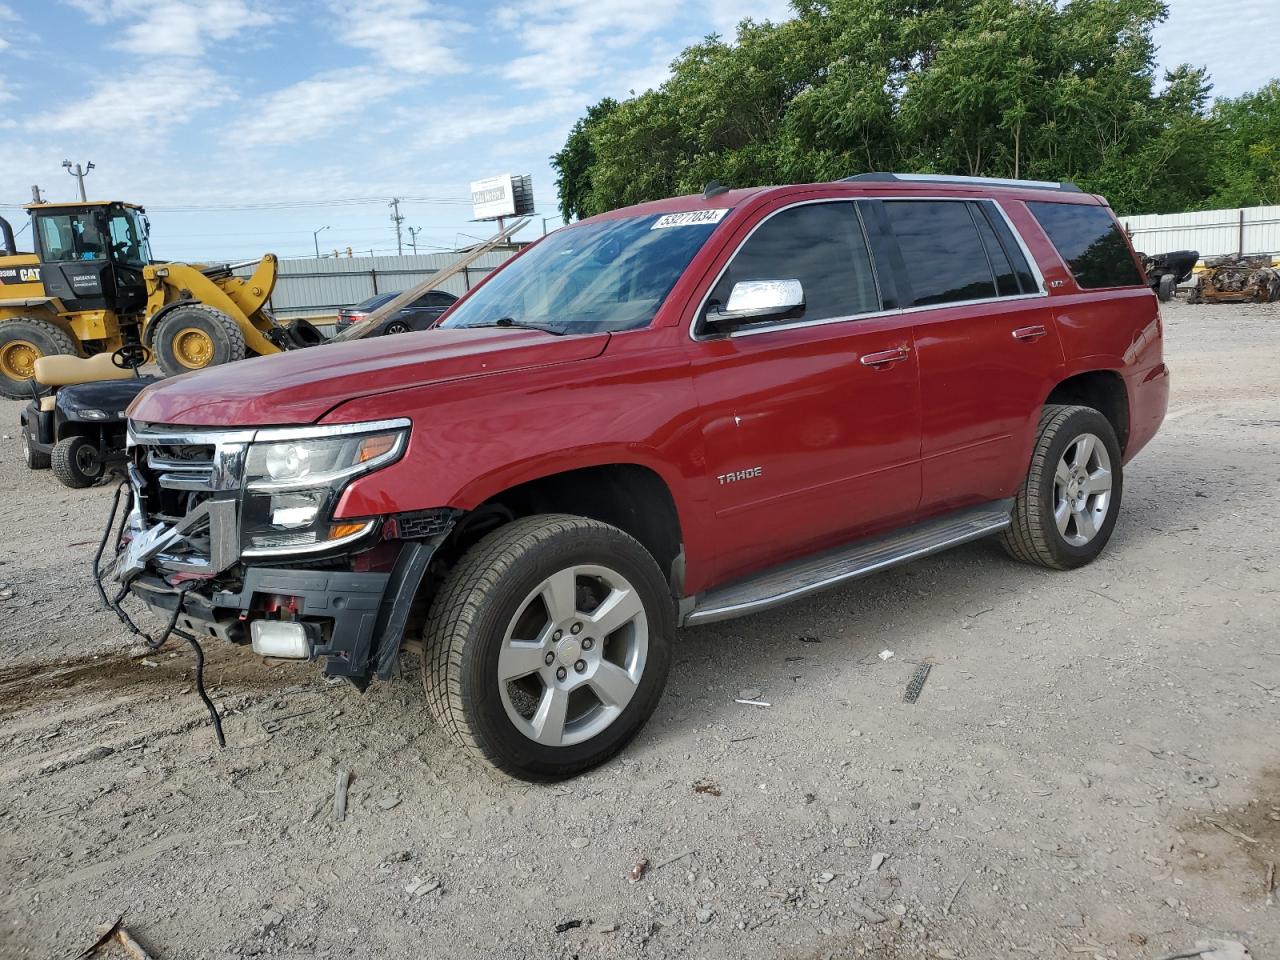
[1120, 205, 1280, 259]
[235, 251, 517, 318]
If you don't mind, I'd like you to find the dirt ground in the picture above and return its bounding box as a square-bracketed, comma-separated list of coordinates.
[1, 298, 1277, 960]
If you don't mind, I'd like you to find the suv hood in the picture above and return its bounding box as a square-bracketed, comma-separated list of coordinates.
[129, 328, 610, 426]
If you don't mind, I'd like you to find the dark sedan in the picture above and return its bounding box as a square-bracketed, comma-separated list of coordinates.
[334, 289, 459, 335]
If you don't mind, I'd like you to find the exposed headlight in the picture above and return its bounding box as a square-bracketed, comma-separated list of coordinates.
[240, 420, 408, 556]
[246, 429, 404, 491]
[80, 409, 108, 420]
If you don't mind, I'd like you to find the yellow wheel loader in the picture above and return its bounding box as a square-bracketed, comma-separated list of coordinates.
[0, 201, 320, 398]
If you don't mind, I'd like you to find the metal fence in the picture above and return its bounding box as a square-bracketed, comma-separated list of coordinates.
[1120, 204, 1280, 259]
[235, 250, 518, 321]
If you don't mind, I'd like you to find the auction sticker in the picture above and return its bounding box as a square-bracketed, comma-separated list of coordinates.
[651, 209, 729, 229]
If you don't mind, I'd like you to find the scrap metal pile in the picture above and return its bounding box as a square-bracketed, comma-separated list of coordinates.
[1189, 255, 1280, 304]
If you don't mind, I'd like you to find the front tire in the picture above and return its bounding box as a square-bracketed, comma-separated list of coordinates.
[151, 304, 247, 376]
[0, 318, 79, 399]
[51, 436, 105, 488]
[422, 515, 673, 781]
[1001, 404, 1123, 570]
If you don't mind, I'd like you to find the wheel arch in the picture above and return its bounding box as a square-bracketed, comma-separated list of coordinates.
[1045, 369, 1130, 454]
[442, 462, 687, 597]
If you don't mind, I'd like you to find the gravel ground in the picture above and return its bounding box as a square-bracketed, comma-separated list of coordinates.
[0, 298, 1277, 960]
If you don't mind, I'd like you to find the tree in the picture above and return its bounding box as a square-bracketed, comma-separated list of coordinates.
[1209, 81, 1280, 207]
[554, 0, 1233, 217]
[550, 98, 619, 222]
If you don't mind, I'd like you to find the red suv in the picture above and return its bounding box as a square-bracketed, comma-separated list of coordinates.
[109, 173, 1168, 779]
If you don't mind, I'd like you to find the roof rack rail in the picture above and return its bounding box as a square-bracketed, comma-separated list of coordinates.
[839, 172, 1082, 193]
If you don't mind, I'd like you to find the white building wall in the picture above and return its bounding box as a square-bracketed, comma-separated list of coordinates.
[1119, 205, 1280, 258]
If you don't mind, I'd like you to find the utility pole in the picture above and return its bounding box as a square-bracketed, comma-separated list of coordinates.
[407, 226, 422, 255]
[389, 198, 405, 256]
[62, 159, 94, 202]
[313, 225, 330, 259]
[31, 185, 45, 204]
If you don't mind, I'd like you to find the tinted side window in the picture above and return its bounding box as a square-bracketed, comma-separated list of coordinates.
[883, 200, 995, 306]
[973, 203, 1021, 296]
[983, 203, 1038, 293]
[705, 203, 879, 327]
[1027, 201, 1143, 289]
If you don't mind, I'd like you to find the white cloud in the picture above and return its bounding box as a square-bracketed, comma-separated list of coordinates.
[499, 0, 685, 93]
[330, 0, 469, 75]
[1154, 0, 1274, 99]
[497, 0, 793, 94]
[61, 0, 277, 57]
[235, 68, 411, 147]
[414, 96, 578, 148]
[40, 62, 235, 137]
[704, 0, 792, 36]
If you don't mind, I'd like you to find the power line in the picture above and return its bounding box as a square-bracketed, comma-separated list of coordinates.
[0, 195, 471, 212]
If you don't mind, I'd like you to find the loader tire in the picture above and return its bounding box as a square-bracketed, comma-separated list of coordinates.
[0, 318, 78, 399]
[153, 304, 246, 376]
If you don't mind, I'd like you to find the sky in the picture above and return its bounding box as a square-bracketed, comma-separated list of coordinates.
[0, 0, 1271, 263]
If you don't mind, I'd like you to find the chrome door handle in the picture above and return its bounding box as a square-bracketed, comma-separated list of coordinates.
[1012, 324, 1047, 341]
[860, 346, 910, 368]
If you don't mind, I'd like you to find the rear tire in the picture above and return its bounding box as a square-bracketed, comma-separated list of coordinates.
[152, 304, 246, 376]
[0, 318, 79, 399]
[1001, 404, 1123, 570]
[1157, 274, 1176, 301]
[51, 436, 105, 488]
[421, 515, 673, 781]
[22, 430, 51, 470]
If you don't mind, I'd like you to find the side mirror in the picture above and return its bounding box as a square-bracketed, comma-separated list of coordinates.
[705, 279, 804, 331]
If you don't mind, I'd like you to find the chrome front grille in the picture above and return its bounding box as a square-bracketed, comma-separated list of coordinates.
[127, 423, 255, 554]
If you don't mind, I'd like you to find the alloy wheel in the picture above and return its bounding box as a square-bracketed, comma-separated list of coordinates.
[498, 564, 648, 747]
[1053, 432, 1112, 546]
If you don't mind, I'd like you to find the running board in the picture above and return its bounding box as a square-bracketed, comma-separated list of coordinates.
[683, 501, 1012, 626]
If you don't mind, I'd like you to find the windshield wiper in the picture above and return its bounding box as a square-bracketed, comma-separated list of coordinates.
[466, 317, 566, 336]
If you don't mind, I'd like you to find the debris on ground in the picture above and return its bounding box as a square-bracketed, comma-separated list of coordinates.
[1156, 940, 1253, 960]
[629, 858, 649, 882]
[333, 767, 351, 822]
[693, 779, 721, 797]
[76, 916, 155, 960]
[903, 662, 932, 703]
[405, 876, 440, 897]
[869, 852, 888, 872]
[734, 697, 771, 707]
[878, 650, 894, 661]
[554, 919, 583, 934]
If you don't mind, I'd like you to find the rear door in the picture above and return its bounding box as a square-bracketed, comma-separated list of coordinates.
[687, 200, 923, 585]
[869, 197, 1065, 513]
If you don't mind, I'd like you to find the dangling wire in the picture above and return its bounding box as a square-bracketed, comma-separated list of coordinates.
[182, 630, 226, 748]
[95, 482, 227, 748]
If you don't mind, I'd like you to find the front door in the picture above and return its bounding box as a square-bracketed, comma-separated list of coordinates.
[687, 201, 923, 587]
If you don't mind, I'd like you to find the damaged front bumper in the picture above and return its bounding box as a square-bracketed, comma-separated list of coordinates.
[123, 541, 437, 686]
[106, 420, 455, 688]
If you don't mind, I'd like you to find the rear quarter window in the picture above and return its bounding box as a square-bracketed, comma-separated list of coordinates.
[1026, 201, 1144, 289]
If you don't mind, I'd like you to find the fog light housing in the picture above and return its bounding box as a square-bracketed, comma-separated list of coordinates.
[250, 620, 313, 660]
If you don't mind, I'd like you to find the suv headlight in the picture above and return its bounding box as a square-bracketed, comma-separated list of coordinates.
[240, 420, 409, 556]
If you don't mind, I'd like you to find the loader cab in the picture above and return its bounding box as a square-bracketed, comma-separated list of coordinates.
[28, 201, 151, 315]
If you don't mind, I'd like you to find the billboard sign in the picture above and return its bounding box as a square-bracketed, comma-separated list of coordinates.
[471, 174, 535, 221]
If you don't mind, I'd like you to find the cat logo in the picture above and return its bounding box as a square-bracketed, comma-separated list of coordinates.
[0, 266, 41, 285]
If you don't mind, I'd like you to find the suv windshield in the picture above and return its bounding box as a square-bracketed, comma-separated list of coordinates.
[441, 211, 728, 335]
